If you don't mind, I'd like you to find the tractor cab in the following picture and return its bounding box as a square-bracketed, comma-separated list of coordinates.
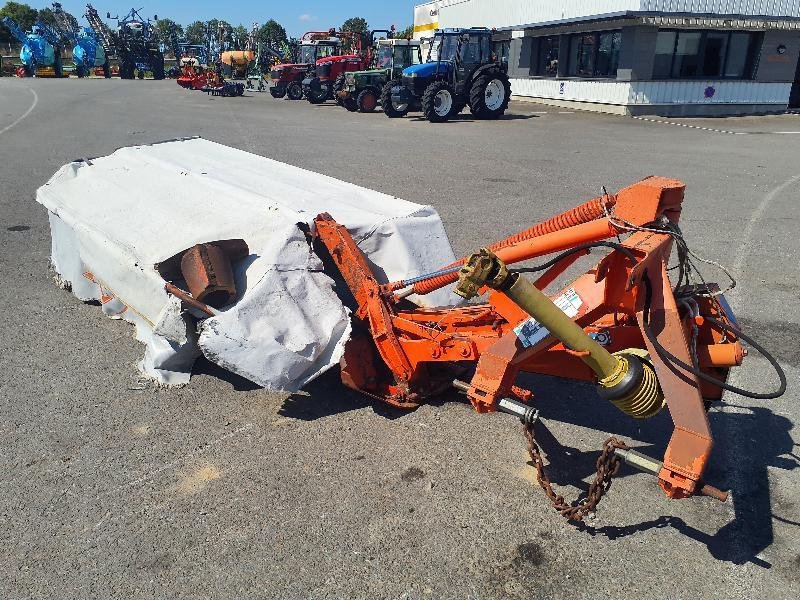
[269, 31, 343, 99]
[373, 38, 421, 75]
[388, 28, 510, 122]
[338, 38, 421, 113]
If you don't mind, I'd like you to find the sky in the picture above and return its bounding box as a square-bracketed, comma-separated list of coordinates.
[34, 1, 420, 37]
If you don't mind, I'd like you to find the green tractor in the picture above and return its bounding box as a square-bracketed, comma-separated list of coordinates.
[337, 38, 421, 113]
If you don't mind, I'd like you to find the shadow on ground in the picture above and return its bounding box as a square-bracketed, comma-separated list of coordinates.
[523, 372, 798, 568]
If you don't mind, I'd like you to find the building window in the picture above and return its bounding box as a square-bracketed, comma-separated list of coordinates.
[534, 35, 560, 77]
[567, 31, 621, 78]
[653, 29, 762, 79]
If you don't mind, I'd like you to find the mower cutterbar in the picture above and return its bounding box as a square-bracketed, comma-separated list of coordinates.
[314, 176, 744, 503]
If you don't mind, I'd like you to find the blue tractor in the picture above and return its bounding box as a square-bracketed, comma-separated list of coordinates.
[50, 3, 110, 77]
[1, 16, 62, 77]
[384, 28, 511, 123]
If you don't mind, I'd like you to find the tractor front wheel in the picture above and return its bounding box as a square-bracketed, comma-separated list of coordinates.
[421, 80, 457, 123]
[381, 81, 409, 118]
[286, 81, 304, 100]
[469, 70, 511, 119]
[270, 86, 286, 98]
[342, 96, 358, 112]
[357, 88, 378, 113]
[333, 74, 346, 106]
[306, 79, 329, 104]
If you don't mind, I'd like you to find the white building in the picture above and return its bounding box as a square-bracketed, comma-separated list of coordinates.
[413, 1, 800, 115]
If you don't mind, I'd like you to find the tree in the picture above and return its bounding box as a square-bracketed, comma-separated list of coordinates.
[0, 2, 38, 42]
[341, 17, 368, 54]
[230, 24, 247, 49]
[341, 17, 368, 35]
[154, 18, 183, 45]
[396, 25, 414, 40]
[36, 7, 56, 27]
[257, 19, 286, 47]
[184, 20, 206, 45]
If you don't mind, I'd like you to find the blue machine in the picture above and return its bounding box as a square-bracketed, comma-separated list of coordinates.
[388, 28, 510, 123]
[51, 3, 109, 77]
[1, 16, 61, 76]
[72, 27, 108, 76]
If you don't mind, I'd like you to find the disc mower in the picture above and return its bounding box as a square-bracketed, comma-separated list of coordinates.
[338, 38, 421, 113]
[305, 177, 785, 520]
[269, 30, 343, 100]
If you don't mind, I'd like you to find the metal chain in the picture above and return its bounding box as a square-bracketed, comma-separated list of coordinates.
[523, 422, 628, 522]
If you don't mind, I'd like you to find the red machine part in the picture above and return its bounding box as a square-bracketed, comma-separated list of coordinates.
[313, 177, 744, 501]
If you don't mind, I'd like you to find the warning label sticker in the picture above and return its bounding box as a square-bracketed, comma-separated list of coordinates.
[513, 288, 583, 349]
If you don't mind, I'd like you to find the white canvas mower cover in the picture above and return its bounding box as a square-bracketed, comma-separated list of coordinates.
[37, 137, 457, 388]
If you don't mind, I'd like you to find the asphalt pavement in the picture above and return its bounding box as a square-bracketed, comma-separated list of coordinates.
[0, 78, 798, 599]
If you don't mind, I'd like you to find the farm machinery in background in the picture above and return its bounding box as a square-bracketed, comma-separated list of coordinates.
[85, 4, 165, 79]
[302, 28, 393, 105]
[51, 3, 110, 77]
[1, 16, 64, 77]
[389, 28, 511, 122]
[269, 30, 344, 100]
[338, 37, 421, 113]
[174, 43, 211, 88]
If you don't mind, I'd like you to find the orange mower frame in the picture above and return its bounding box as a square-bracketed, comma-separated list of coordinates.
[313, 176, 747, 502]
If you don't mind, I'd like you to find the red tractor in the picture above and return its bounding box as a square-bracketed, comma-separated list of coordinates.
[302, 29, 391, 104]
[269, 30, 343, 100]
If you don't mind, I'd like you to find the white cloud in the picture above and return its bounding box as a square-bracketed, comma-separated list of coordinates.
[298, 14, 317, 22]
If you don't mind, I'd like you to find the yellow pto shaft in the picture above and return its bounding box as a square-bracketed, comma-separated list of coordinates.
[456, 249, 665, 419]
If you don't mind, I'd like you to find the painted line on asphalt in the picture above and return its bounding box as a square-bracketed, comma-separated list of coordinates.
[0, 87, 38, 137]
[631, 115, 747, 135]
[730, 173, 800, 306]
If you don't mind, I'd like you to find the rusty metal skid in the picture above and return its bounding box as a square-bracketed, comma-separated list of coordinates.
[313, 177, 744, 500]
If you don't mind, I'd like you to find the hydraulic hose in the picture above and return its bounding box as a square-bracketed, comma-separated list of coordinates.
[412, 195, 615, 295]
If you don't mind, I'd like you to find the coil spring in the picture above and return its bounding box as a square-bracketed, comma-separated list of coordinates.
[412, 196, 615, 295]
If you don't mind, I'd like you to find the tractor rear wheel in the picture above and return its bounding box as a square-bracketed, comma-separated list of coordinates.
[270, 86, 286, 98]
[357, 88, 378, 113]
[421, 80, 456, 123]
[152, 54, 165, 80]
[468, 70, 511, 119]
[333, 74, 346, 106]
[381, 81, 409, 118]
[286, 81, 303, 100]
[120, 60, 133, 79]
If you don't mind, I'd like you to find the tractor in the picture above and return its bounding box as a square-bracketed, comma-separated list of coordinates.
[387, 28, 511, 122]
[338, 38, 421, 113]
[269, 30, 342, 100]
[85, 5, 165, 80]
[302, 29, 392, 105]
